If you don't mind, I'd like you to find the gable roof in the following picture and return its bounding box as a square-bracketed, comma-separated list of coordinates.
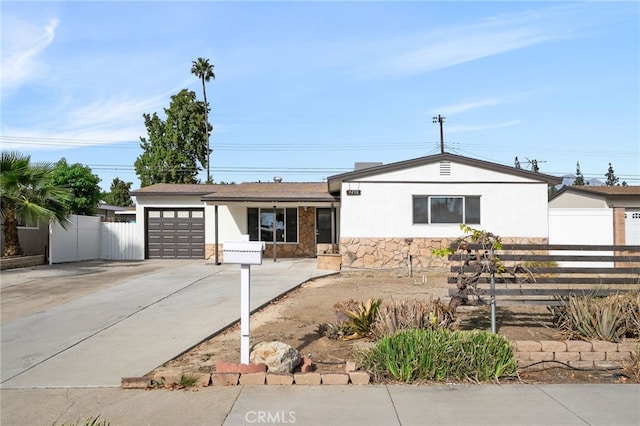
[327, 153, 562, 192]
[549, 185, 640, 201]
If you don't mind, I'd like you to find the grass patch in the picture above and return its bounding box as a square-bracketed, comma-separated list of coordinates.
[179, 373, 200, 388]
[358, 328, 517, 383]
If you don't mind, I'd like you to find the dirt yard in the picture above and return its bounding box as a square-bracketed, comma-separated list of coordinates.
[154, 272, 638, 385]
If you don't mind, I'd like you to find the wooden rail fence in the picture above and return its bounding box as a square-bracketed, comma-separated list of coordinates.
[448, 244, 640, 307]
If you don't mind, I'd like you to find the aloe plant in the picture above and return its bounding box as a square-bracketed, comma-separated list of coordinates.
[551, 292, 638, 342]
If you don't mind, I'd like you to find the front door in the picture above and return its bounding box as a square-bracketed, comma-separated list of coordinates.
[316, 208, 334, 244]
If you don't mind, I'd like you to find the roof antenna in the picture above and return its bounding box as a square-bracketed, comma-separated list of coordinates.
[432, 115, 445, 153]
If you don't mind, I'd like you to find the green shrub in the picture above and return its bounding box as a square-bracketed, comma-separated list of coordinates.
[358, 328, 517, 383]
[179, 373, 200, 388]
[550, 291, 639, 342]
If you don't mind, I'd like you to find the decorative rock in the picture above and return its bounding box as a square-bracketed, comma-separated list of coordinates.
[212, 373, 239, 386]
[345, 361, 357, 372]
[239, 372, 266, 385]
[300, 356, 315, 373]
[216, 361, 266, 374]
[294, 373, 321, 385]
[189, 372, 211, 387]
[153, 369, 182, 385]
[266, 373, 294, 385]
[321, 373, 349, 385]
[121, 377, 151, 389]
[250, 341, 301, 373]
[348, 371, 370, 385]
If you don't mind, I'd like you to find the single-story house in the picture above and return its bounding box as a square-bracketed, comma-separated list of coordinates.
[131, 153, 562, 271]
[548, 186, 640, 246]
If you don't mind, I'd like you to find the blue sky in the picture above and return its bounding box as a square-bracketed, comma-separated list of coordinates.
[2, 1, 639, 191]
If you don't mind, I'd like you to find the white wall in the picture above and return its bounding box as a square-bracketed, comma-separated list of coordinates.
[340, 181, 550, 238]
[548, 208, 613, 267]
[548, 208, 613, 245]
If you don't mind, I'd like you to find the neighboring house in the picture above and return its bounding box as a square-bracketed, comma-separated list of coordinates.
[0, 220, 49, 257]
[94, 201, 127, 222]
[548, 186, 640, 246]
[327, 153, 561, 271]
[131, 153, 561, 272]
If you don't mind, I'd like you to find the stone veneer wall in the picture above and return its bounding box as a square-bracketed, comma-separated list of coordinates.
[206, 207, 317, 261]
[340, 236, 549, 272]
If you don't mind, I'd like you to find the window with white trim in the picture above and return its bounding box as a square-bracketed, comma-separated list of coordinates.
[413, 195, 481, 224]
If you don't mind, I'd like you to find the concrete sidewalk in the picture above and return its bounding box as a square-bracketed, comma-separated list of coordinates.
[1, 259, 335, 388]
[1, 384, 638, 425]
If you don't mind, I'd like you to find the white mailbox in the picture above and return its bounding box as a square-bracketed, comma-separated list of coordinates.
[223, 241, 264, 265]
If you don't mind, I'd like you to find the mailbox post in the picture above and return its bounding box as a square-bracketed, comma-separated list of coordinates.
[223, 239, 264, 364]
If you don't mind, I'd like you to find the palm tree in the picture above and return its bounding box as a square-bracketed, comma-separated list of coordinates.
[190, 57, 215, 183]
[1, 151, 71, 257]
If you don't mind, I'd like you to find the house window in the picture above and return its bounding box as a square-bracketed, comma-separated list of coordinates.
[247, 208, 298, 243]
[16, 218, 39, 229]
[413, 196, 481, 224]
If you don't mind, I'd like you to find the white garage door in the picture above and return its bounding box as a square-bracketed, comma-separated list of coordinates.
[626, 209, 640, 245]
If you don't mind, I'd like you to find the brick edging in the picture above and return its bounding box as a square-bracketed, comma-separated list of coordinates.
[513, 339, 639, 371]
[122, 370, 370, 389]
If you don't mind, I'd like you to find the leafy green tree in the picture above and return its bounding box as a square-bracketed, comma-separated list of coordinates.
[573, 161, 586, 186]
[604, 163, 619, 186]
[191, 57, 215, 183]
[50, 158, 102, 215]
[102, 178, 133, 207]
[1, 151, 71, 257]
[135, 89, 210, 187]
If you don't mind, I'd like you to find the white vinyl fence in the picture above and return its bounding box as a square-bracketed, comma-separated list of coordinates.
[50, 215, 143, 264]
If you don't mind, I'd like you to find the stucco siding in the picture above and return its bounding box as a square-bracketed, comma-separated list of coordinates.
[548, 191, 608, 208]
[339, 181, 549, 238]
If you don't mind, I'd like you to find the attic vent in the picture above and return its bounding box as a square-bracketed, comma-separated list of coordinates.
[439, 161, 451, 176]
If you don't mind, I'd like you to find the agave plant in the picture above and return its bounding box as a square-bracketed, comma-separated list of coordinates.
[341, 298, 382, 339]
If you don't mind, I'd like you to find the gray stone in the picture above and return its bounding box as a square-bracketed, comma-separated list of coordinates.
[250, 341, 301, 373]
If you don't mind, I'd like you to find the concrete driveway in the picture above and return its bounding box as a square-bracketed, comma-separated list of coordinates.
[1, 258, 335, 388]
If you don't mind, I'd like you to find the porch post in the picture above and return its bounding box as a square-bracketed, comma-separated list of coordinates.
[272, 205, 277, 262]
[330, 202, 336, 254]
[214, 205, 220, 265]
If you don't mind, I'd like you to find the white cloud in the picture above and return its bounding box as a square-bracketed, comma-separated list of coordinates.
[1, 16, 59, 91]
[436, 98, 505, 115]
[351, 3, 605, 79]
[448, 120, 522, 133]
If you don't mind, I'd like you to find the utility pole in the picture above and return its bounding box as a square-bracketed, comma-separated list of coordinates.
[432, 115, 445, 153]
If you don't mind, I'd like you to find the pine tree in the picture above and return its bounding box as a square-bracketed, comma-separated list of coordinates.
[604, 163, 619, 186]
[573, 161, 585, 186]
